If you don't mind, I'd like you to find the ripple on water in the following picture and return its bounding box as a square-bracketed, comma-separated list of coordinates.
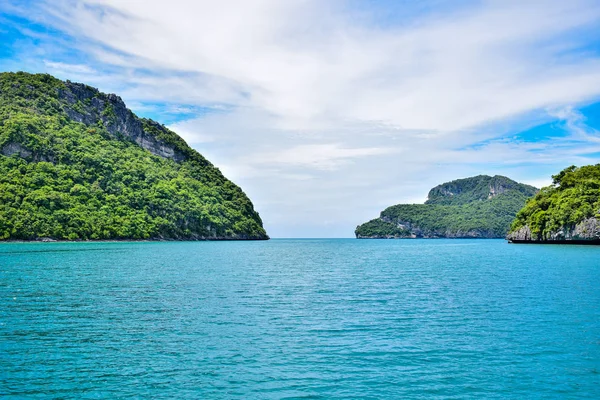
[1, 239, 599, 399]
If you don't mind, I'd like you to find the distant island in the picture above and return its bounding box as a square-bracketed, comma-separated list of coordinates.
[508, 165, 600, 244]
[356, 175, 538, 239]
[0, 72, 268, 241]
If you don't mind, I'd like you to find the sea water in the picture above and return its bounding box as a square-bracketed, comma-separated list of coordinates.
[1, 239, 599, 398]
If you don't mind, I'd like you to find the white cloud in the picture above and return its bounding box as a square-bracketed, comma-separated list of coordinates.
[522, 178, 553, 190]
[6, 0, 600, 236]
[250, 144, 396, 170]
[548, 106, 600, 143]
[43, 60, 96, 75]
[26, 0, 600, 129]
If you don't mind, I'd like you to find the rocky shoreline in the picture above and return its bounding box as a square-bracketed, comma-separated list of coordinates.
[507, 217, 600, 244]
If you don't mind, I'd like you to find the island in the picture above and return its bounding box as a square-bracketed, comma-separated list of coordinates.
[356, 175, 538, 239]
[0, 72, 268, 241]
[507, 164, 600, 243]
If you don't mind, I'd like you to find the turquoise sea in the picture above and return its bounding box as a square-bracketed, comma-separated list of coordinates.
[1, 239, 599, 399]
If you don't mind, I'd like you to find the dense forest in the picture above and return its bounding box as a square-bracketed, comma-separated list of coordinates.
[0, 72, 268, 240]
[508, 164, 600, 241]
[356, 175, 538, 238]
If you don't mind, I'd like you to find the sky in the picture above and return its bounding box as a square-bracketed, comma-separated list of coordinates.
[1, 0, 600, 237]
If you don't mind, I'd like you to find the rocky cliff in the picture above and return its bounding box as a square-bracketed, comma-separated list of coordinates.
[507, 218, 600, 243]
[57, 81, 187, 162]
[1, 78, 189, 163]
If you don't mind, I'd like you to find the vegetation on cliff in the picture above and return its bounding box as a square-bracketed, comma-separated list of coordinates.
[509, 164, 600, 240]
[0, 72, 268, 240]
[356, 175, 538, 238]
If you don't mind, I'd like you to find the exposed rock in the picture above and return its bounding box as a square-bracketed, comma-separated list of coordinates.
[508, 218, 600, 243]
[506, 225, 532, 241]
[572, 217, 600, 240]
[488, 184, 507, 199]
[1, 142, 56, 163]
[58, 81, 186, 162]
[1, 142, 32, 158]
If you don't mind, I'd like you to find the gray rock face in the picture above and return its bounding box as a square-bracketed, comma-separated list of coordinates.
[506, 225, 532, 241]
[1, 142, 55, 162]
[58, 81, 186, 162]
[507, 217, 600, 242]
[487, 183, 508, 199]
[571, 218, 600, 240]
[1, 142, 31, 158]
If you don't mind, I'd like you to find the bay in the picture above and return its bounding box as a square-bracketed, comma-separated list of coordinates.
[1, 239, 599, 398]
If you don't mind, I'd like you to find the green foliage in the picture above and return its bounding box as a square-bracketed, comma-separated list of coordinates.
[510, 164, 600, 239]
[426, 175, 538, 206]
[0, 72, 268, 240]
[356, 175, 537, 238]
[101, 102, 116, 122]
[355, 218, 411, 238]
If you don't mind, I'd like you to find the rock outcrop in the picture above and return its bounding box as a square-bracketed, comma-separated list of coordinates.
[59, 81, 186, 162]
[507, 218, 600, 243]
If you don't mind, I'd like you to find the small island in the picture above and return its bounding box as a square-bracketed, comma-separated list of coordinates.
[507, 165, 600, 244]
[0, 72, 268, 241]
[356, 175, 538, 239]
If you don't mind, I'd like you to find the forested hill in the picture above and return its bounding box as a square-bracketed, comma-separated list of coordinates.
[0, 72, 268, 240]
[426, 175, 538, 205]
[356, 175, 537, 239]
[508, 165, 600, 243]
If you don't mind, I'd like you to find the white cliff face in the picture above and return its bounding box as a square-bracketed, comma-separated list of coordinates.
[571, 218, 600, 240]
[487, 183, 509, 199]
[506, 226, 532, 241]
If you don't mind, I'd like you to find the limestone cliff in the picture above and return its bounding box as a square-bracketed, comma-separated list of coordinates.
[57, 81, 187, 162]
[507, 218, 600, 243]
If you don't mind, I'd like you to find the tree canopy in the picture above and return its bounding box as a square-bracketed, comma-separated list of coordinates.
[0, 72, 268, 240]
[510, 164, 600, 239]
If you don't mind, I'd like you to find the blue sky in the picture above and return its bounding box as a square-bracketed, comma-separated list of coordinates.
[2, 0, 600, 237]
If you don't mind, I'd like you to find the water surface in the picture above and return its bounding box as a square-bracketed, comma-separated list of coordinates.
[1, 239, 599, 398]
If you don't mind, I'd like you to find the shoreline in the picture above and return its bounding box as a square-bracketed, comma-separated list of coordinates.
[0, 236, 270, 243]
[356, 236, 505, 239]
[508, 239, 600, 245]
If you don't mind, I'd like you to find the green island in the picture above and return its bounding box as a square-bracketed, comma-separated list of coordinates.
[507, 164, 600, 243]
[0, 72, 268, 241]
[356, 175, 538, 238]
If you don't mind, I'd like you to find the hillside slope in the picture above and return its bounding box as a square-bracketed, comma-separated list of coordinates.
[0, 72, 268, 240]
[508, 165, 600, 243]
[356, 175, 537, 239]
